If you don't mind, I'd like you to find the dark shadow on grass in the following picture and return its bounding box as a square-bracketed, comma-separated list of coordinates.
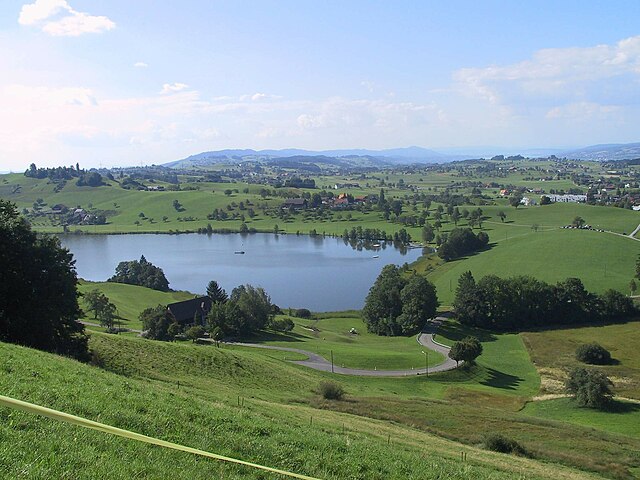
[244, 330, 308, 343]
[480, 367, 524, 390]
[438, 321, 497, 343]
[606, 400, 640, 414]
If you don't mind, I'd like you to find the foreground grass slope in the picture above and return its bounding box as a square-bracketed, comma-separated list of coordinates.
[87, 332, 640, 476]
[0, 340, 599, 480]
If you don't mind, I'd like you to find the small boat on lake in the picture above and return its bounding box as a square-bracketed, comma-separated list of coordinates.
[372, 255, 379, 258]
[234, 251, 245, 254]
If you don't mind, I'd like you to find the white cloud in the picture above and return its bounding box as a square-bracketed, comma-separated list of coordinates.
[546, 102, 621, 120]
[160, 83, 189, 94]
[18, 0, 66, 25]
[18, 0, 115, 36]
[239, 92, 281, 101]
[454, 35, 640, 104]
[134, 62, 148, 68]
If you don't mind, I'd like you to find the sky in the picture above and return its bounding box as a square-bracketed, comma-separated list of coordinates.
[1, 0, 639, 170]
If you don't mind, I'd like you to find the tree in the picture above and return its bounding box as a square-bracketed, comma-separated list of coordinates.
[448, 336, 483, 367]
[540, 195, 551, 205]
[565, 367, 613, 410]
[422, 223, 435, 243]
[572, 216, 585, 228]
[497, 210, 506, 222]
[206, 280, 228, 304]
[172, 199, 183, 211]
[108, 255, 170, 291]
[630, 279, 637, 296]
[185, 325, 206, 342]
[451, 209, 461, 225]
[97, 301, 117, 329]
[0, 200, 88, 360]
[140, 305, 174, 341]
[362, 265, 406, 336]
[575, 343, 612, 365]
[83, 289, 109, 319]
[230, 285, 274, 333]
[396, 276, 439, 335]
[509, 193, 523, 208]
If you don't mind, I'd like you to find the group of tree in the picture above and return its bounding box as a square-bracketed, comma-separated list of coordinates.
[566, 367, 613, 410]
[108, 255, 170, 291]
[140, 280, 289, 341]
[454, 272, 636, 330]
[24, 163, 82, 181]
[448, 336, 483, 366]
[76, 171, 104, 187]
[0, 200, 89, 360]
[362, 265, 439, 336]
[83, 289, 117, 329]
[437, 228, 489, 261]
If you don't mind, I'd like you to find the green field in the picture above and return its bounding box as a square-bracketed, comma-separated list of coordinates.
[421, 228, 638, 306]
[247, 312, 445, 370]
[522, 320, 640, 399]
[522, 397, 640, 439]
[78, 280, 194, 328]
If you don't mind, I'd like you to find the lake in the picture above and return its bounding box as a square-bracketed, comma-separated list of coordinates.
[60, 233, 423, 311]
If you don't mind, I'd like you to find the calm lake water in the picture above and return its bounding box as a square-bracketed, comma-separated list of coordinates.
[60, 233, 423, 311]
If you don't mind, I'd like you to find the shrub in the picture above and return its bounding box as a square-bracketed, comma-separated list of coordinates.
[270, 317, 294, 332]
[319, 381, 345, 400]
[565, 367, 613, 409]
[483, 433, 527, 456]
[295, 308, 312, 318]
[575, 343, 612, 365]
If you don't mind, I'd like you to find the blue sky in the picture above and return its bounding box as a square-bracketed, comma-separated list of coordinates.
[1, 0, 639, 169]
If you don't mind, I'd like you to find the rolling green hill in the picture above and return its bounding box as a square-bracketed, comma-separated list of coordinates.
[4, 334, 635, 480]
[422, 228, 638, 306]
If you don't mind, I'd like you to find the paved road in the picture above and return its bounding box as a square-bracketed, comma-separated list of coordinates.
[82, 317, 460, 377]
[226, 316, 459, 377]
[628, 222, 640, 239]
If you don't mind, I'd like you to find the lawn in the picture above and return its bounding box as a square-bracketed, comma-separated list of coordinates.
[247, 312, 446, 371]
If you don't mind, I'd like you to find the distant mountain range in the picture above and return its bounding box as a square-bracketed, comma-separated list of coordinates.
[164, 142, 640, 169]
[560, 143, 640, 161]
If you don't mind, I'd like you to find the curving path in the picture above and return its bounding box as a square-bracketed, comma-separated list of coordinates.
[225, 316, 459, 377]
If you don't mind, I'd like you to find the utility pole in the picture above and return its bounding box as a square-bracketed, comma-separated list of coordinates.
[331, 350, 334, 373]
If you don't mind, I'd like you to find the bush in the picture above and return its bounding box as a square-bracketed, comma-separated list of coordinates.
[576, 343, 612, 365]
[270, 317, 294, 332]
[294, 308, 312, 318]
[483, 433, 527, 456]
[319, 381, 345, 400]
[566, 367, 613, 409]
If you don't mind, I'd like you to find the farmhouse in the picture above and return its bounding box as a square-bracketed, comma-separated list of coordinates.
[282, 198, 307, 210]
[167, 297, 212, 326]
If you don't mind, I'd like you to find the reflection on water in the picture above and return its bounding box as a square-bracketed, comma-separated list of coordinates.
[60, 232, 422, 311]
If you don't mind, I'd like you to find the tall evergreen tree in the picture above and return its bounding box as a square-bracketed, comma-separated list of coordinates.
[0, 200, 88, 359]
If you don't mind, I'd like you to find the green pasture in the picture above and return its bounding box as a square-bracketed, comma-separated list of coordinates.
[522, 397, 640, 438]
[422, 228, 638, 306]
[522, 320, 640, 399]
[78, 280, 194, 329]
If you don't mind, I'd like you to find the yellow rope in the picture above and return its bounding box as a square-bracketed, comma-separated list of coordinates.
[0, 394, 320, 480]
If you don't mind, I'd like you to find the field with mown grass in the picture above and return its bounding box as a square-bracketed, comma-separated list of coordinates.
[247, 311, 445, 370]
[1, 339, 607, 480]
